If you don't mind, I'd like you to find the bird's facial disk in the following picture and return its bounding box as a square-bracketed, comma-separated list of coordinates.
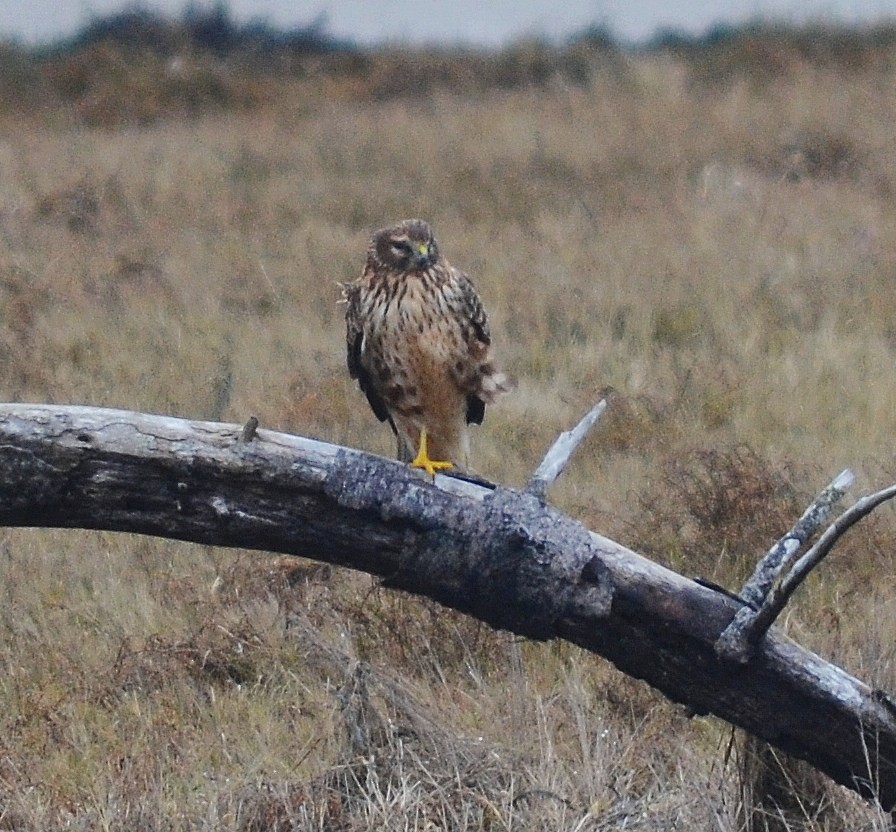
[388, 236, 435, 269]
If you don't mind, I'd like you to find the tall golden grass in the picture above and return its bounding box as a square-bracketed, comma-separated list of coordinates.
[0, 28, 895, 829]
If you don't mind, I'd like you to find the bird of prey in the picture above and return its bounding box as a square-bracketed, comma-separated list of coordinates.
[344, 219, 512, 476]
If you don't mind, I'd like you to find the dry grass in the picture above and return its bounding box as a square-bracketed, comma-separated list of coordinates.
[1, 29, 896, 829]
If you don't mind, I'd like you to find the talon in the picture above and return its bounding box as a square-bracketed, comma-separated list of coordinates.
[409, 429, 453, 477]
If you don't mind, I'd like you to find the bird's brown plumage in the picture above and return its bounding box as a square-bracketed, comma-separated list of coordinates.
[344, 219, 512, 473]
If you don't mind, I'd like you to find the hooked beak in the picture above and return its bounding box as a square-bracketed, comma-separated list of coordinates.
[413, 242, 432, 268]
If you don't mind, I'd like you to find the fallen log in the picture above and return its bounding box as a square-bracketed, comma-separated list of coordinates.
[0, 402, 895, 809]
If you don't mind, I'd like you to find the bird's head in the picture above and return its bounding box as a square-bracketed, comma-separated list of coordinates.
[370, 219, 439, 273]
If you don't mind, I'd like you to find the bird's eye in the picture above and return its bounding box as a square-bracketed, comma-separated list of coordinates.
[390, 240, 412, 256]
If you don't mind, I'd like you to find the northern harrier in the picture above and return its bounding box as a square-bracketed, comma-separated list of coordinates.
[344, 219, 512, 476]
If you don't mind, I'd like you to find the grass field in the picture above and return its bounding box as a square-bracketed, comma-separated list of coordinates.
[1, 22, 896, 829]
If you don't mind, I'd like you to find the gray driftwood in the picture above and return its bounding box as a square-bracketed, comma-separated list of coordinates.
[1, 404, 896, 808]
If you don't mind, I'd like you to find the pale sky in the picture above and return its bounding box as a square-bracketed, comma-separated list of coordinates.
[2, 0, 894, 47]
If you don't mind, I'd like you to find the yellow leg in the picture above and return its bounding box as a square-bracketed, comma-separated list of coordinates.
[409, 429, 453, 477]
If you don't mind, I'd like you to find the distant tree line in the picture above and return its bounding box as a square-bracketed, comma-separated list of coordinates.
[1, 6, 894, 125]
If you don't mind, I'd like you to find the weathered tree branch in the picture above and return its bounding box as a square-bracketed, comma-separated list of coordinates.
[1, 404, 896, 808]
[740, 468, 855, 609]
[761, 485, 896, 629]
[716, 469, 856, 663]
[525, 397, 607, 498]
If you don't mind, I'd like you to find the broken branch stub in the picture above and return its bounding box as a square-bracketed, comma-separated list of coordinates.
[526, 398, 607, 498]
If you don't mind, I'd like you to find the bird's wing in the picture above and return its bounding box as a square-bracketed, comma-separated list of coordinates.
[344, 283, 393, 426]
[343, 283, 364, 380]
[457, 269, 491, 347]
[449, 267, 492, 348]
[452, 268, 491, 425]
